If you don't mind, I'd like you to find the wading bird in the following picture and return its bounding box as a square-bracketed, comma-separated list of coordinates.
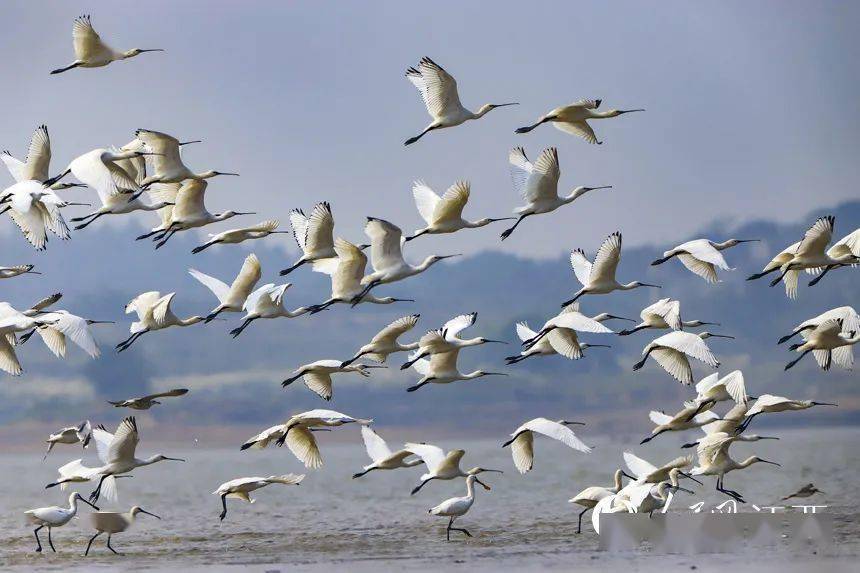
[785, 319, 859, 371]
[640, 408, 721, 444]
[2, 125, 85, 190]
[44, 421, 92, 460]
[229, 283, 312, 337]
[778, 306, 860, 345]
[737, 394, 838, 433]
[0, 180, 76, 251]
[519, 302, 617, 351]
[404, 57, 517, 145]
[633, 331, 733, 385]
[193, 220, 288, 253]
[341, 314, 420, 367]
[116, 292, 204, 352]
[190, 253, 262, 323]
[25, 492, 99, 553]
[307, 238, 414, 312]
[51, 15, 162, 74]
[562, 232, 661, 306]
[507, 321, 612, 364]
[515, 99, 644, 143]
[84, 506, 160, 556]
[406, 180, 512, 241]
[691, 432, 781, 502]
[351, 217, 460, 305]
[502, 418, 591, 474]
[569, 469, 632, 534]
[132, 129, 238, 190]
[429, 474, 490, 541]
[501, 147, 610, 240]
[781, 483, 824, 501]
[400, 312, 506, 370]
[18, 309, 112, 359]
[282, 360, 385, 401]
[107, 389, 189, 410]
[0, 265, 40, 279]
[214, 474, 304, 521]
[620, 298, 718, 336]
[352, 426, 423, 479]
[407, 348, 507, 392]
[405, 442, 502, 495]
[280, 202, 336, 275]
[807, 227, 859, 286]
[651, 238, 758, 283]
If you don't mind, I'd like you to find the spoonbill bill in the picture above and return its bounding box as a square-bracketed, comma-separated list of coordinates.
[190, 253, 262, 323]
[229, 283, 312, 337]
[18, 310, 112, 359]
[306, 238, 415, 312]
[562, 232, 661, 306]
[407, 348, 507, 393]
[807, 227, 859, 286]
[341, 314, 421, 367]
[25, 492, 99, 552]
[132, 129, 238, 190]
[44, 421, 92, 460]
[107, 389, 189, 410]
[785, 319, 859, 370]
[778, 306, 859, 345]
[1, 125, 86, 190]
[116, 292, 204, 352]
[691, 431, 781, 502]
[640, 408, 721, 444]
[282, 360, 386, 401]
[500, 147, 611, 240]
[193, 220, 288, 253]
[633, 331, 733, 385]
[619, 298, 718, 336]
[0, 265, 40, 279]
[569, 469, 633, 533]
[350, 217, 460, 305]
[404, 57, 517, 145]
[405, 442, 502, 495]
[781, 483, 824, 500]
[519, 302, 617, 351]
[738, 394, 838, 433]
[502, 418, 591, 474]
[84, 506, 160, 556]
[213, 474, 304, 521]
[515, 99, 644, 143]
[400, 312, 506, 370]
[405, 180, 513, 241]
[280, 202, 336, 275]
[428, 474, 491, 541]
[622, 452, 701, 485]
[352, 426, 423, 479]
[651, 238, 758, 283]
[51, 15, 163, 74]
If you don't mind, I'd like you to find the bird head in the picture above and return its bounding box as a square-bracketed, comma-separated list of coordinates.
[467, 467, 503, 476]
[478, 337, 508, 345]
[153, 454, 185, 463]
[124, 48, 165, 58]
[477, 102, 519, 116]
[699, 332, 735, 340]
[750, 456, 781, 467]
[130, 506, 161, 519]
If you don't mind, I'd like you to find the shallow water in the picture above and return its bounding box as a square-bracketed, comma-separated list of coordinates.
[1, 426, 857, 571]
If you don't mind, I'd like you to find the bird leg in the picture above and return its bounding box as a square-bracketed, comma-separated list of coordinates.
[47, 527, 55, 552]
[404, 125, 437, 146]
[116, 331, 145, 352]
[619, 325, 648, 336]
[220, 493, 228, 521]
[308, 299, 337, 314]
[504, 353, 533, 365]
[154, 229, 178, 250]
[106, 534, 120, 555]
[351, 281, 381, 307]
[411, 477, 434, 495]
[576, 508, 589, 534]
[18, 329, 37, 344]
[84, 532, 100, 556]
[89, 474, 109, 503]
[746, 268, 778, 281]
[632, 349, 654, 371]
[500, 214, 531, 241]
[136, 229, 162, 241]
[50, 62, 82, 75]
[784, 349, 811, 371]
[560, 290, 586, 308]
[191, 241, 218, 254]
[340, 351, 369, 368]
[406, 379, 432, 392]
[229, 317, 258, 338]
[640, 429, 666, 445]
[279, 259, 306, 276]
[447, 517, 472, 540]
[204, 308, 225, 324]
[769, 266, 793, 287]
[72, 212, 106, 230]
[808, 265, 835, 287]
[351, 467, 375, 479]
[33, 526, 43, 552]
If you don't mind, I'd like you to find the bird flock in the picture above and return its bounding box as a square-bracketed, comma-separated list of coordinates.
[3, 15, 858, 556]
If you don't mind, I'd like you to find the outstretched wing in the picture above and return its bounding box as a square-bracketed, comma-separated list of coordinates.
[412, 181, 441, 225]
[360, 426, 393, 463]
[406, 57, 463, 118]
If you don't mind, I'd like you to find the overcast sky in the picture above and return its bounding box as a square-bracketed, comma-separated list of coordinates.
[1, 1, 859, 260]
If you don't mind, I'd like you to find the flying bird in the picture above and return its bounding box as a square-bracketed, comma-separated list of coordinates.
[213, 474, 304, 521]
[341, 314, 421, 367]
[777, 306, 859, 346]
[107, 389, 189, 410]
[116, 292, 204, 352]
[282, 360, 386, 401]
[400, 312, 506, 370]
[784, 319, 859, 371]
[229, 283, 312, 337]
[502, 418, 591, 474]
[651, 238, 758, 283]
[2, 125, 86, 190]
[404, 442, 501, 495]
[515, 99, 644, 143]
[407, 348, 507, 393]
[352, 426, 423, 479]
[619, 298, 718, 336]
[51, 15, 163, 74]
[406, 180, 513, 241]
[193, 220, 288, 253]
[633, 331, 733, 385]
[280, 202, 336, 275]
[0, 265, 41, 279]
[43, 421, 92, 460]
[190, 253, 262, 323]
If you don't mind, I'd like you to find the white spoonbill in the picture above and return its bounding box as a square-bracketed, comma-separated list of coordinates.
[214, 474, 304, 521]
[519, 302, 616, 351]
[569, 470, 632, 534]
[107, 388, 189, 410]
[51, 15, 163, 74]
[0, 265, 40, 279]
[650, 238, 758, 283]
[619, 468, 695, 515]
[0, 180, 75, 251]
[405, 442, 502, 495]
[515, 99, 644, 143]
[562, 232, 661, 306]
[640, 408, 721, 444]
[351, 217, 460, 305]
[84, 506, 160, 556]
[307, 238, 414, 312]
[281, 360, 386, 401]
[352, 426, 423, 479]
[785, 319, 859, 371]
[404, 56, 517, 145]
[506, 321, 612, 364]
[25, 492, 99, 553]
[116, 292, 204, 352]
[192, 220, 288, 253]
[132, 129, 238, 190]
[341, 314, 421, 367]
[502, 418, 591, 474]
[44, 421, 92, 460]
[280, 202, 336, 275]
[229, 283, 312, 338]
[778, 306, 860, 345]
[190, 253, 262, 323]
[69, 176, 173, 230]
[738, 394, 838, 434]
[407, 348, 507, 393]
[400, 312, 507, 370]
[500, 147, 610, 240]
[1, 125, 86, 190]
[622, 452, 700, 485]
[633, 331, 733, 385]
[746, 240, 801, 297]
[19, 310, 112, 359]
[63, 147, 156, 199]
[0, 313, 57, 375]
[684, 371, 748, 415]
[428, 474, 491, 541]
[807, 227, 860, 286]
[691, 431, 781, 503]
[619, 298, 718, 336]
[405, 180, 513, 241]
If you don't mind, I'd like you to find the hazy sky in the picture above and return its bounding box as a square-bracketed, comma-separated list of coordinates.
[1, 1, 859, 260]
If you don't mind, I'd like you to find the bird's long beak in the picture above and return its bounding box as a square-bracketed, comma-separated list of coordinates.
[80, 497, 99, 510]
[621, 471, 637, 481]
[640, 283, 661, 288]
[483, 372, 509, 377]
[439, 254, 462, 260]
[711, 334, 735, 339]
[137, 152, 164, 156]
[759, 459, 781, 467]
[87, 320, 115, 325]
[618, 109, 646, 114]
[679, 471, 703, 485]
[139, 509, 162, 519]
[234, 211, 257, 215]
[700, 321, 721, 326]
[491, 103, 519, 108]
[480, 469, 504, 474]
[476, 477, 491, 490]
[164, 457, 185, 462]
[607, 315, 635, 322]
[216, 172, 240, 176]
[737, 239, 760, 243]
[139, 49, 165, 53]
[812, 402, 838, 407]
[64, 202, 91, 207]
[561, 421, 586, 426]
[585, 185, 613, 191]
[488, 217, 517, 222]
[179, 140, 202, 146]
[484, 339, 508, 345]
[673, 485, 695, 495]
[758, 436, 780, 441]
[363, 365, 388, 369]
